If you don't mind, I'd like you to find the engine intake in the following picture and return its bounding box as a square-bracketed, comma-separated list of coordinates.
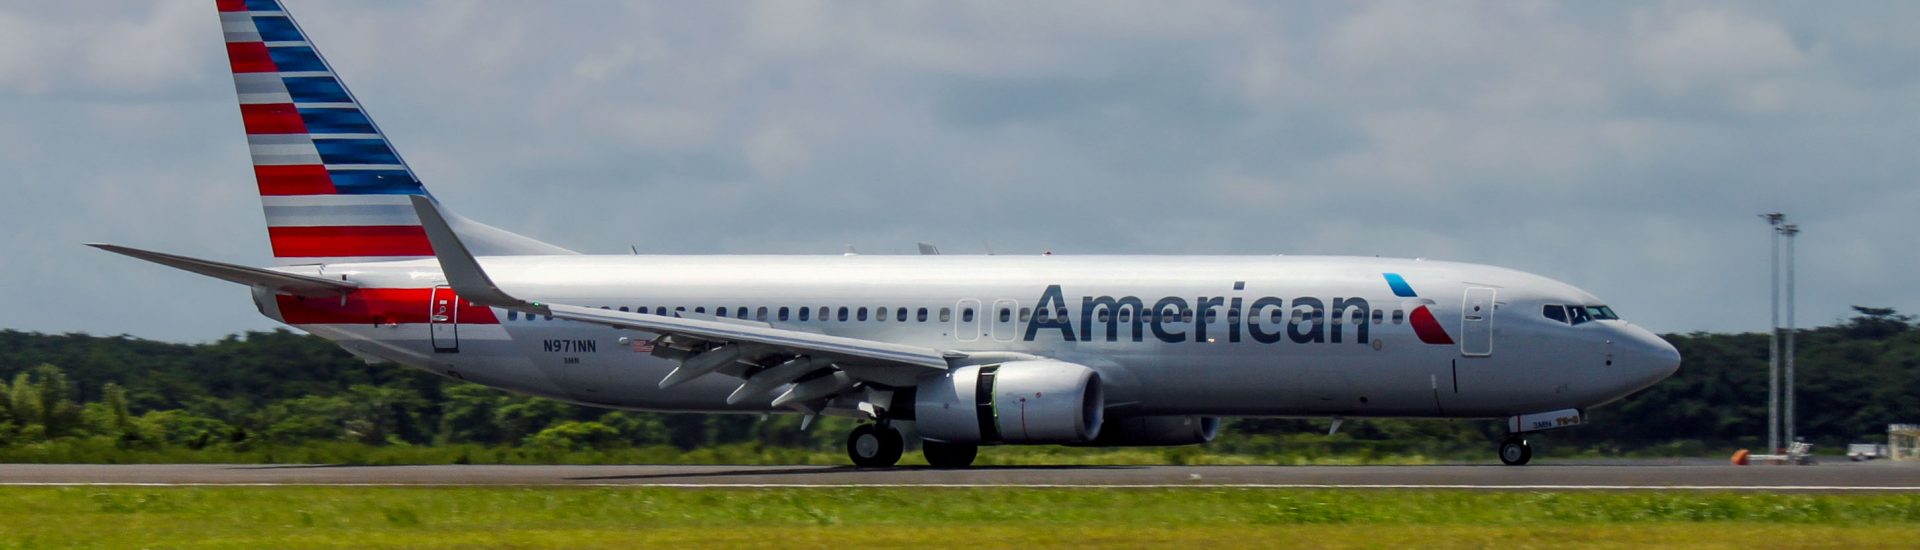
[914, 361, 1103, 444]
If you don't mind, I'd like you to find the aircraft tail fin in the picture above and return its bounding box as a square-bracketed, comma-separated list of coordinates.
[215, 0, 573, 264]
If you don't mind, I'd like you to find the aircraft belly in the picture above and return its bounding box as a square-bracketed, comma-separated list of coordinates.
[295, 323, 575, 401]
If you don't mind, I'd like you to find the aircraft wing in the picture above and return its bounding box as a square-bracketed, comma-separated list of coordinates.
[407, 196, 950, 414]
[87, 243, 358, 297]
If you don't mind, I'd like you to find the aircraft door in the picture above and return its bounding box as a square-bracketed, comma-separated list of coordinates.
[989, 299, 1019, 342]
[429, 285, 459, 353]
[955, 299, 981, 342]
[1461, 287, 1495, 356]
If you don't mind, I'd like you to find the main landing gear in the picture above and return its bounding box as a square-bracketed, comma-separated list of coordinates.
[1498, 435, 1533, 466]
[921, 439, 978, 469]
[847, 423, 904, 468]
[844, 423, 981, 468]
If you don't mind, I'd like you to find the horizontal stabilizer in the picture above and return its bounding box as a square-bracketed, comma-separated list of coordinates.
[86, 243, 357, 297]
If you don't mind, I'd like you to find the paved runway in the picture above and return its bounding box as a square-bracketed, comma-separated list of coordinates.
[3, 461, 1918, 490]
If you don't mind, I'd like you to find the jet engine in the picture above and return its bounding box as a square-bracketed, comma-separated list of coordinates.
[1081, 416, 1220, 446]
[913, 361, 1103, 444]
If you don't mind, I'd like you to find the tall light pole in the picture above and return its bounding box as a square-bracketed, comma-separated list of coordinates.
[1761, 212, 1784, 453]
[1781, 223, 1800, 445]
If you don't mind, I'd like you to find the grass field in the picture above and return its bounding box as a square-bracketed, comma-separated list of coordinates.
[0, 487, 1916, 548]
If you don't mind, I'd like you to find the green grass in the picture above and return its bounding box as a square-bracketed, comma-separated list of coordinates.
[0, 439, 1459, 466]
[0, 487, 1914, 548]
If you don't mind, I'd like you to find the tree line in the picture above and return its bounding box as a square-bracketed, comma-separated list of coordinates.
[0, 306, 1914, 461]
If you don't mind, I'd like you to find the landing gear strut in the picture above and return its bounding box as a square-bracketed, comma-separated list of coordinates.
[921, 439, 978, 468]
[847, 423, 903, 468]
[1498, 436, 1532, 466]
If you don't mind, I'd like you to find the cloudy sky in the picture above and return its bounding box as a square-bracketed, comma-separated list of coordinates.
[4, 1, 1915, 342]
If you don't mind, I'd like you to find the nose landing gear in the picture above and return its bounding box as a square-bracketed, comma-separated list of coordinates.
[1498, 436, 1533, 466]
[847, 423, 904, 468]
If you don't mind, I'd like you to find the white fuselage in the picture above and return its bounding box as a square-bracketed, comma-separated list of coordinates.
[257, 254, 1680, 420]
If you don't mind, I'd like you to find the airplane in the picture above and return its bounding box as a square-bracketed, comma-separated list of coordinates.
[91, 0, 1680, 467]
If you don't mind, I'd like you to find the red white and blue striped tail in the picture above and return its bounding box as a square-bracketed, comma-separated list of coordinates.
[217, 0, 572, 265]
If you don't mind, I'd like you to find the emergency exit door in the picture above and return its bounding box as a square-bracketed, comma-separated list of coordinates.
[429, 286, 459, 353]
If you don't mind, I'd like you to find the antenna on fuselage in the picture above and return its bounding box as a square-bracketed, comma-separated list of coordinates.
[982, 240, 995, 256]
[917, 242, 940, 255]
[629, 245, 639, 255]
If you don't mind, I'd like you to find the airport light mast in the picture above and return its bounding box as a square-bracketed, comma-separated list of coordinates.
[1761, 212, 1784, 453]
[1781, 223, 1800, 446]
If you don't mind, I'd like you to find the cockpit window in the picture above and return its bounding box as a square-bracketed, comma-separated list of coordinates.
[1566, 305, 1593, 325]
[1545, 304, 1620, 325]
[1542, 305, 1567, 323]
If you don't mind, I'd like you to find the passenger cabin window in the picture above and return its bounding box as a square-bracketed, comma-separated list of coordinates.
[1391, 310, 1404, 324]
[1372, 310, 1384, 324]
[778, 307, 790, 321]
[818, 307, 829, 321]
[757, 307, 769, 321]
[694, 307, 706, 314]
[1019, 307, 1031, 322]
[508, 311, 518, 321]
[877, 307, 888, 321]
[898, 308, 908, 322]
[798, 307, 811, 321]
[857, 307, 868, 321]
[999, 308, 1011, 322]
[1543, 305, 1567, 324]
[939, 308, 951, 322]
[716, 308, 728, 317]
[918, 307, 929, 322]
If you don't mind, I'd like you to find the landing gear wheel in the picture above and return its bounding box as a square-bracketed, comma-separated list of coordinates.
[848, 424, 904, 468]
[1499, 437, 1533, 466]
[921, 440, 978, 469]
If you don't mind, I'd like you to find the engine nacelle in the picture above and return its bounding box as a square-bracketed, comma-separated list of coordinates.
[1081, 416, 1220, 447]
[914, 361, 1103, 444]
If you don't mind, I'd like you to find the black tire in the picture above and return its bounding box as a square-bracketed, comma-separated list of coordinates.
[921, 440, 979, 469]
[848, 424, 904, 468]
[1499, 437, 1532, 466]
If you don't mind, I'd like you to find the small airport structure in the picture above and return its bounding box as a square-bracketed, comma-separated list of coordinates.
[1892, 424, 1920, 461]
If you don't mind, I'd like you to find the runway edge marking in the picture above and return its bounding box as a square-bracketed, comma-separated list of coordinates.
[3, 482, 1919, 491]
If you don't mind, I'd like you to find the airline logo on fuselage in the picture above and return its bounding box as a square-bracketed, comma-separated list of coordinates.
[1022, 275, 1452, 345]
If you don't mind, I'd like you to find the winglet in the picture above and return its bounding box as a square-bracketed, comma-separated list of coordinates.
[408, 196, 547, 313]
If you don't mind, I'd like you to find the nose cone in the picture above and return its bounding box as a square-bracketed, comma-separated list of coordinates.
[1616, 324, 1681, 392]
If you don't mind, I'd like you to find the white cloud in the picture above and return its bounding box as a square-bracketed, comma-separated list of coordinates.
[1630, 8, 1807, 94]
[4, 1, 1918, 340]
